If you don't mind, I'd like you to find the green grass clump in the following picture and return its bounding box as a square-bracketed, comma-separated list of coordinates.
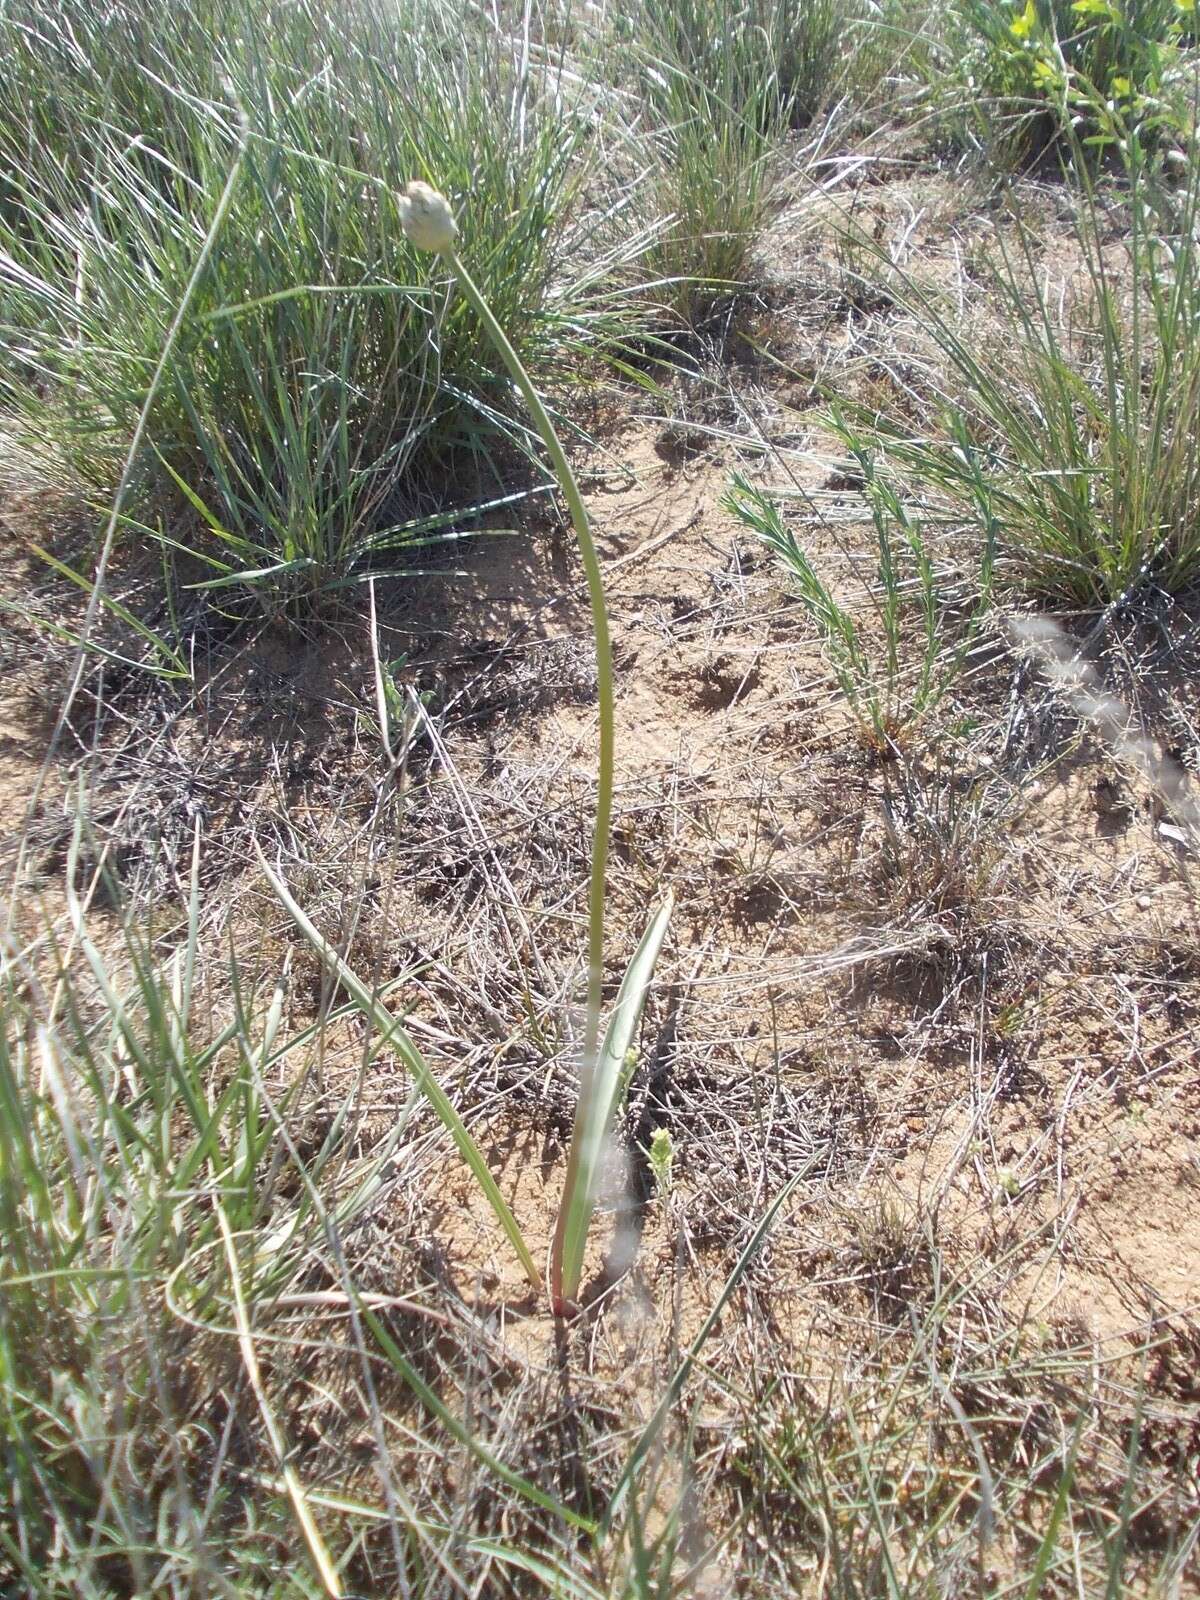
[0, 0, 591, 608]
[633, 0, 847, 129]
[833, 145, 1200, 606]
[621, 0, 815, 321]
[0, 876, 325, 1590]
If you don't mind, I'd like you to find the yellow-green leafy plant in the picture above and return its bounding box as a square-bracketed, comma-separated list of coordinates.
[646, 1127, 675, 1196]
[266, 180, 672, 1318]
[935, 0, 1194, 163]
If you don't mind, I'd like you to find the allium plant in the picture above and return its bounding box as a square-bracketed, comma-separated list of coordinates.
[267, 180, 672, 1318]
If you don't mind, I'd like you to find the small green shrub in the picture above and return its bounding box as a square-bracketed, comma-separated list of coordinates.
[724, 428, 997, 752]
[936, 0, 1195, 163]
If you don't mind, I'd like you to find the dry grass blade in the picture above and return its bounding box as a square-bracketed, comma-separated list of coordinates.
[602, 1156, 820, 1534]
[215, 1204, 343, 1598]
[255, 842, 542, 1293]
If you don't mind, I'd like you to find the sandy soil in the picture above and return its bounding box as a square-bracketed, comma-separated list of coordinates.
[3, 165, 1198, 1594]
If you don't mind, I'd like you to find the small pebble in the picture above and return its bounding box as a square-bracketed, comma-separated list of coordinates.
[1136, 892, 1152, 910]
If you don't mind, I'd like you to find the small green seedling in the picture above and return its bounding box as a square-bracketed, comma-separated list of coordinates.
[725, 420, 996, 754]
[646, 1127, 675, 1196]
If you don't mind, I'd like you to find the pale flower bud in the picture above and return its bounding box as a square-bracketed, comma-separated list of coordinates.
[398, 180, 458, 254]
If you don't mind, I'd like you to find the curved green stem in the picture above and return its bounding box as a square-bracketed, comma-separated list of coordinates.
[446, 251, 614, 1310]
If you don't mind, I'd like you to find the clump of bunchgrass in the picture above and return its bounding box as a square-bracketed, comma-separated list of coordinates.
[622, 0, 801, 321]
[0, 842, 351, 1591]
[0, 0, 595, 610]
[632, 0, 848, 128]
[828, 132, 1200, 607]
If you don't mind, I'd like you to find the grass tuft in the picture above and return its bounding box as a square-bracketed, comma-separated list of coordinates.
[0, 0, 598, 609]
[829, 139, 1200, 606]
